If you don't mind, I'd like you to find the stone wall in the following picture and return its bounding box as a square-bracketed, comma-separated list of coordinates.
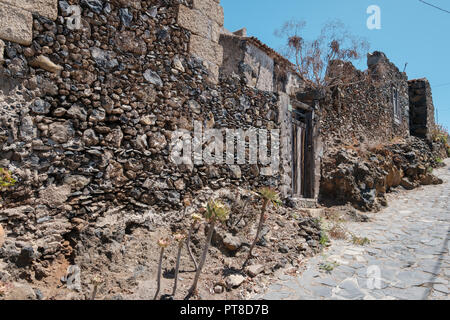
[177, 0, 224, 83]
[318, 51, 410, 156]
[408, 78, 435, 141]
[0, 0, 442, 276]
[220, 34, 274, 92]
[320, 136, 446, 211]
[0, 0, 288, 266]
[0, 0, 57, 46]
[218, 33, 312, 197]
[219, 34, 303, 94]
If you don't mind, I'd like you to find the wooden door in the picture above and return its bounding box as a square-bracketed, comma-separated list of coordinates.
[292, 119, 306, 197]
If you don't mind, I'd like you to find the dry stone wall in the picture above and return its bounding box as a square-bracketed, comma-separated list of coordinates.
[218, 33, 310, 197]
[0, 0, 58, 20]
[320, 136, 446, 212]
[318, 52, 410, 155]
[0, 0, 444, 281]
[0, 0, 57, 46]
[220, 35, 275, 92]
[317, 53, 445, 212]
[408, 78, 435, 141]
[177, 0, 224, 83]
[0, 0, 285, 268]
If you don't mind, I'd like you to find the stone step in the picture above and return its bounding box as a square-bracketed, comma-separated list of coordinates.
[301, 208, 325, 218]
[290, 197, 319, 209]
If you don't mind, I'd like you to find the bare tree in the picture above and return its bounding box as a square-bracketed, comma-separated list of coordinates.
[275, 19, 370, 88]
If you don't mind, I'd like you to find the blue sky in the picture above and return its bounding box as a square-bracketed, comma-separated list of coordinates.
[221, 0, 450, 130]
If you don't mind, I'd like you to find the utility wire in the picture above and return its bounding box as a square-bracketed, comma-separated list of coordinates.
[418, 0, 450, 14]
[434, 82, 450, 88]
[416, 1, 450, 95]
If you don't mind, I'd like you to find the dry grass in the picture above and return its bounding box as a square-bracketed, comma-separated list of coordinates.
[362, 136, 406, 157]
[343, 144, 361, 154]
[432, 125, 450, 157]
[390, 136, 406, 144]
[432, 124, 448, 141]
[343, 137, 397, 159]
[351, 235, 371, 246]
[322, 208, 343, 222]
[328, 224, 348, 240]
[367, 143, 384, 153]
[341, 136, 365, 156]
[365, 141, 394, 157]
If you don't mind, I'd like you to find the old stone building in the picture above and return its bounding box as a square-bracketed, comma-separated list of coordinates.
[0, 0, 300, 269]
[218, 29, 316, 199]
[0, 0, 445, 294]
[317, 51, 411, 153]
[0, 0, 439, 203]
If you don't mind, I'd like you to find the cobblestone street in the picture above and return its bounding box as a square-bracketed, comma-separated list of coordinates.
[256, 159, 450, 300]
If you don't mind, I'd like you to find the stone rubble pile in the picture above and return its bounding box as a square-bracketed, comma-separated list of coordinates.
[320, 137, 447, 211]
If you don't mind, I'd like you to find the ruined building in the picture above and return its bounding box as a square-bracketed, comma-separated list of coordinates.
[0, 0, 445, 281]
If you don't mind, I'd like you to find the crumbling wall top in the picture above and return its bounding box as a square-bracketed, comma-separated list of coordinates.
[177, 0, 224, 83]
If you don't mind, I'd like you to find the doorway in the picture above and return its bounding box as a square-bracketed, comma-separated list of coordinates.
[292, 108, 313, 198]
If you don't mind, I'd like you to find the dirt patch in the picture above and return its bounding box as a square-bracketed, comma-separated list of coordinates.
[0, 187, 323, 300]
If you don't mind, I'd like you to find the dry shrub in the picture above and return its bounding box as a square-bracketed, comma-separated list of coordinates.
[328, 224, 347, 240]
[367, 143, 384, 154]
[322, 208, 342, 222]
[432, 124, 449, 145]
[390, 136, 406, 144]
[364, 141, 393, 157]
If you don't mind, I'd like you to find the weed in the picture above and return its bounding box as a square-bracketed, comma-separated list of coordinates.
[154, 237, 170, 300]
[172, 232, 187, 297]
[319, 231, 330, 246]
[351, 235, 371, 246]
[90, 275, 102, 300]
[323, 208, 344, 223]
[319, 261, 338, 272]
[186, 213, 203, 271]
[0, 168, 15, 190]
[432, 124, 449, 145]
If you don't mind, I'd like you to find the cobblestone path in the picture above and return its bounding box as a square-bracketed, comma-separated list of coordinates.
[256, 159, 450, 300]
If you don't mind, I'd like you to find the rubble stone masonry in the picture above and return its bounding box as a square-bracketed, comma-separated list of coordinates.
[0, 1, 285, 263]
[318, 51, 410, 155]
[177, 0, 224, 83]
[0, 0, 444, 271]
[408, 78, 435, 141]
[0, 0, 58, 20]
